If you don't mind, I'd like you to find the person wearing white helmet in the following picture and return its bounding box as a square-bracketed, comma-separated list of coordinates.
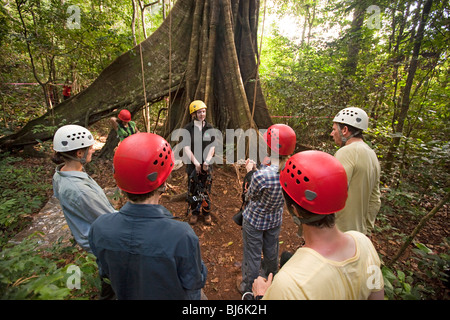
[330, 107, 381, 234]
[52, 124, 117, 299]
[52, 124, 117, 251]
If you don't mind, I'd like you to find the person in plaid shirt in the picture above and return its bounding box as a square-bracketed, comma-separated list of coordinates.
[239, 124, 296, 297]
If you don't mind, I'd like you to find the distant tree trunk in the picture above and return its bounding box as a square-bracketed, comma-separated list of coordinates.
[131, 0, 137, 46]
[343, 3, 365, 77]
[15, 0, 52, 111]
[0, 0, 272, 152]
[384, 0, 433, 174]
[335, 3, 365, 106]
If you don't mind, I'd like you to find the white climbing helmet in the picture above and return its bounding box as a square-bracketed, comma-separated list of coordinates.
[333, 107, 369, 131]
[53, 124, 95, 152]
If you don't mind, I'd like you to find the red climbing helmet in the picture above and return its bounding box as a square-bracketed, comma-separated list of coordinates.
[118, 109, 132, 122]
[264, 124, 296, 155]
[280, 150, 348, 214]
[113, 133, 174, 194]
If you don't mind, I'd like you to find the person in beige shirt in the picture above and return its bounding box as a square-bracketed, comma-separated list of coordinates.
[252, 151, 384, 300]
[330, 107, 381, 234]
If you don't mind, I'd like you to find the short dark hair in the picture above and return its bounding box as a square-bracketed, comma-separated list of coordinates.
[282, 189, 336, 228]
[122, 189, 157, 203]
[337, 123, 364, 140]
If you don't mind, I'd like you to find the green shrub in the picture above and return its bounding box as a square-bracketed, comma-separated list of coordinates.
[0, 234, 100, 300]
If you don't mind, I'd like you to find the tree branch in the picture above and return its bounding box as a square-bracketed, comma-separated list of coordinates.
[387, 190, 450, 267]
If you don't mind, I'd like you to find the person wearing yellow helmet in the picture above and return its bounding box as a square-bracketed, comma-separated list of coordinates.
[183, 100, 216, 225]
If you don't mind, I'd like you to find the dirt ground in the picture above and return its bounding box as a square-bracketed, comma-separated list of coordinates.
[12, 152, 449, 300]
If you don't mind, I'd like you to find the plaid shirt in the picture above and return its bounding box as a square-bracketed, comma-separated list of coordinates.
[242, 165, 284, 230]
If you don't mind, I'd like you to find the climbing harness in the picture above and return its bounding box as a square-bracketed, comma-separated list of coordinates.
[186, 168, 212, 216]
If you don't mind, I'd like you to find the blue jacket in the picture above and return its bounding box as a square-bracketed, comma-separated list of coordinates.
[52, 165, 116, 253]
[89, 202, 207, 300]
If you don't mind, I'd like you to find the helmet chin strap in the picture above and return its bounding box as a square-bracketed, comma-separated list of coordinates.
[62, 149, 89, 164]
[156, 182, 167, 194]
[287, 205, 326, 237]
[337, 124, 361, 147]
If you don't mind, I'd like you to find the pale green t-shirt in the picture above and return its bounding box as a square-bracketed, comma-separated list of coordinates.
[335, 141, 381, 234]
[263, 231, 384, 300]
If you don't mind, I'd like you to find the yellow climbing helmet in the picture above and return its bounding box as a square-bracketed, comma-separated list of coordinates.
[189, 100, 207, 114]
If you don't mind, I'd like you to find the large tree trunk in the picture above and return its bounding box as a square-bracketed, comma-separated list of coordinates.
[0, 0, 272, 152]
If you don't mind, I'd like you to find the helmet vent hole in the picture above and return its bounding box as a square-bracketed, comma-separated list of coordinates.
[159, 153, 163, 158]
[161, 161, 164, 166]
[304, 176, 309, 182]
[153, 160, 158, 165]
[296, 179, 300, 184]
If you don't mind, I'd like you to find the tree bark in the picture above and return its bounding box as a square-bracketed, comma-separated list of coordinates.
[384, 0, 433, 174]
[343, 3, 365, 77]
[0, 0, 272, 151]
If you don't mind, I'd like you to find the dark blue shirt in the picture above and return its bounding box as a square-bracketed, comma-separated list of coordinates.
[89, 202, 207, 300]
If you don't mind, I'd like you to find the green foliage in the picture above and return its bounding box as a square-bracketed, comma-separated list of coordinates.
[382, 266, 422, 300]
[260, 0, 448, 300]
[0, 154, 52, 246]
[382, 241, 450, 300]
[0, 235, 69, 299]
[412, 241, 450, 293]
[261, 33, 343, 151]
[0, 234, 99, 300]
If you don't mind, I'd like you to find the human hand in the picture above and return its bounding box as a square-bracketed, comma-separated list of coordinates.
[262, 156, 271, 166]
[245, 159, 256, 172]
[195, 163, 202, 174]
[252, 273, 273, 297]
